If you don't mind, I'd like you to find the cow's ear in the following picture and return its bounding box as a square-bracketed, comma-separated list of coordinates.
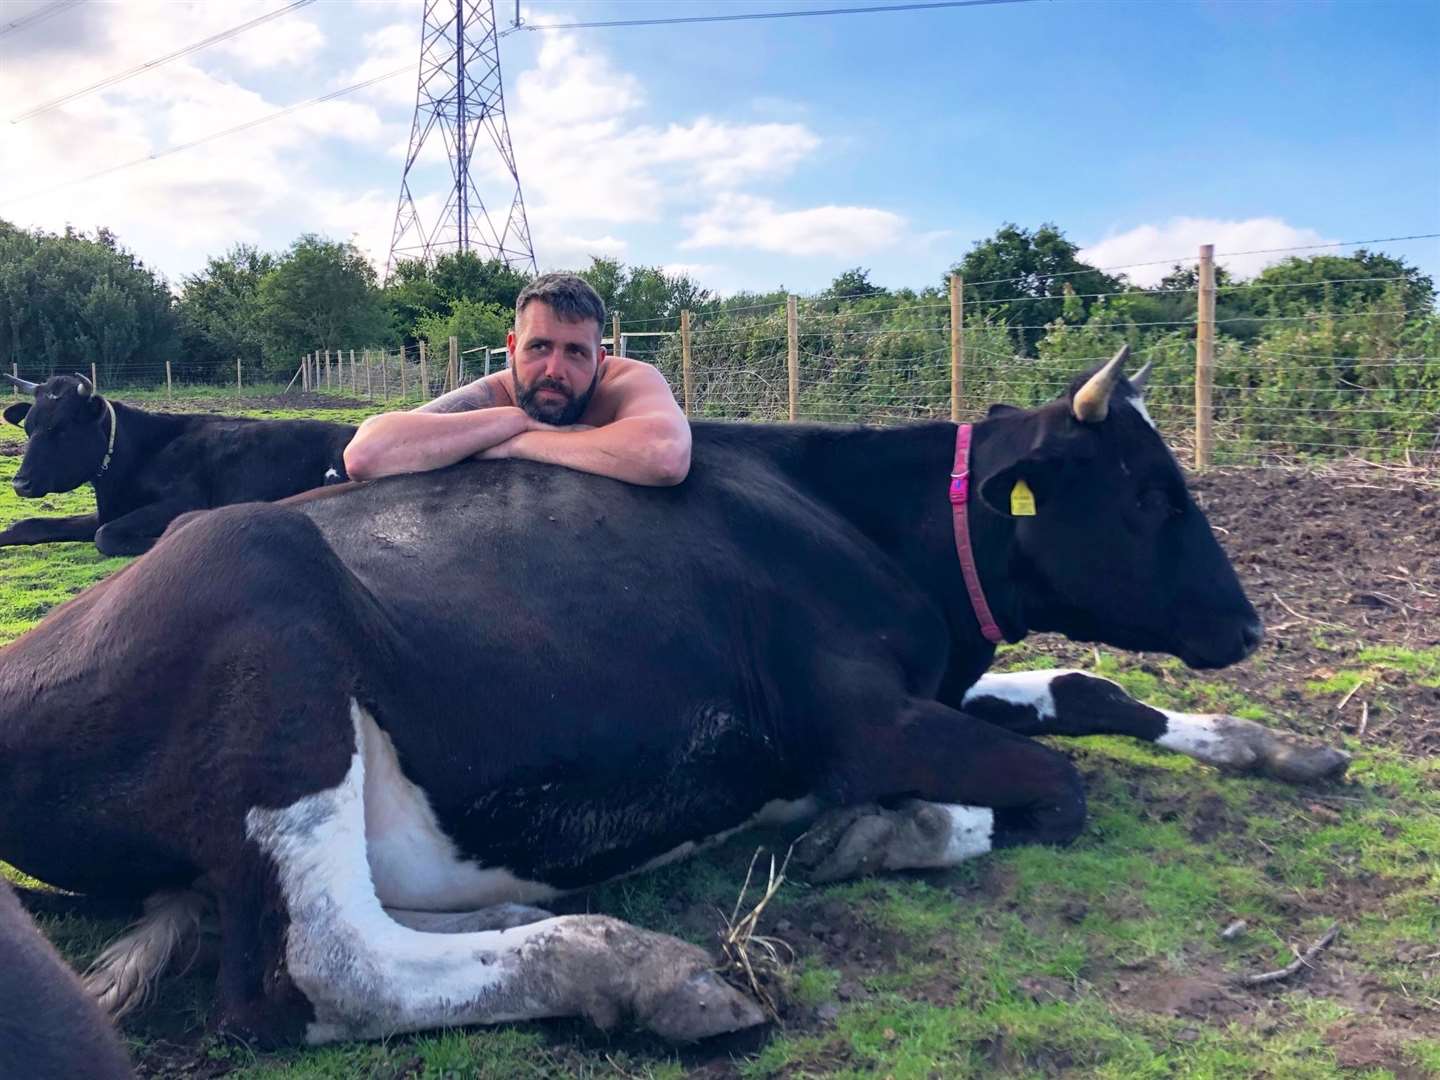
[977, 457, 1061, 518]
[986, 403, 1023, 418]
[3, 401, 30, 427]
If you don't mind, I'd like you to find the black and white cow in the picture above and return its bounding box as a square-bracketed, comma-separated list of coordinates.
[1, 372, 355, 555]
[0, 878, 133, 1080]
[0, 351, 1348, 1045]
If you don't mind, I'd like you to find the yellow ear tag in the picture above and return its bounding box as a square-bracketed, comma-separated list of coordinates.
[1010, 478, 1037, 516]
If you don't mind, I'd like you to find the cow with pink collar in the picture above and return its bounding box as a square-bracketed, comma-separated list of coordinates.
[0, 347, 1347, 1046]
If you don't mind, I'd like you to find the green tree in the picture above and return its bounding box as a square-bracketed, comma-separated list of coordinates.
[1246, 251, 1435, 317]
[0, 219, 177, 385]
[175, 244, 276, 381]
[577, 256, 625, 317]
[431, 251, 530, 311]
[949, 224, 1124, 356]
[256, 235, 393, 370]
[414, 297, 512, 355]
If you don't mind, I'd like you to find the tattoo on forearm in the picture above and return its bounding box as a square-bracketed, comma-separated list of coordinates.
[419, 381, 496, 414]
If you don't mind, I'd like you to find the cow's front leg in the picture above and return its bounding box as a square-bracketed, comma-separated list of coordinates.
[795, 696, 1086, 882]
[0, 512, 99, 547]
[93, 497, 201, 556]
[240, 709, 765, 1045]
[961, 670, 1349, 783]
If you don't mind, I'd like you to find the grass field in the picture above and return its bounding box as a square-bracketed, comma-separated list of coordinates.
[1, 396, 1437, 1079]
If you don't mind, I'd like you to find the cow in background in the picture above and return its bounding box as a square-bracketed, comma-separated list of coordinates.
[0, 877, 132, 1080]
[1, 372, 354, 555]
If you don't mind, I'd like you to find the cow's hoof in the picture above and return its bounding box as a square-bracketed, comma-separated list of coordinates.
[1168, 715, 1350, 784]
[793, 804, 899, 883]
[641, 970, 768, 1042]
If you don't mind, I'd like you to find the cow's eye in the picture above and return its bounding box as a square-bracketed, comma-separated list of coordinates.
[1137, 488, 1174, 516]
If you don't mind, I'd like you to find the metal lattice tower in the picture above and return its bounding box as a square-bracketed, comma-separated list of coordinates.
[386, 0, 536, 278]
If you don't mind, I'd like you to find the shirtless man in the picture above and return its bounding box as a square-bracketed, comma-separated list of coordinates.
[343, 273, 691, 487]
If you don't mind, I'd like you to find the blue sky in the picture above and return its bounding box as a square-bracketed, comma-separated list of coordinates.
[0, 0, 1435, 295]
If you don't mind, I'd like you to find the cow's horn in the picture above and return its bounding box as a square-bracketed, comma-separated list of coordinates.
[1129, 361, 1152, 394]
[2, 372, 39, 394]
[1071, 345, 1130, 423]
[73, 371, 94, 397]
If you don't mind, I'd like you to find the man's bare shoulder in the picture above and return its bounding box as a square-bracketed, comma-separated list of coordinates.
[415, 370, 514, 414]
[592, 356, 683, 421]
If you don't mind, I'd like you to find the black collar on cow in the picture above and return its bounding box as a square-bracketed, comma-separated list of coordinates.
[95, 398, 117, 478]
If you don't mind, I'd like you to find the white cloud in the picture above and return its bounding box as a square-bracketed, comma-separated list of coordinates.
[682, 194, 907, 258]
[1081, 217, 1333, 285]
[217, 12, 326, 69]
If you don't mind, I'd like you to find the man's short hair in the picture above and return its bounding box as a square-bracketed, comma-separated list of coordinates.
[515, 273, 606, 333]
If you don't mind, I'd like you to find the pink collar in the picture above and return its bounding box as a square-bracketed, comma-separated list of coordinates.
[949, 424, 1004, 644]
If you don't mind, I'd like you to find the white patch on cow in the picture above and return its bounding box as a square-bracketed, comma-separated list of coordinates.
[324, 467, 339, 481]
[358, 703, 559, 911]
[245, 707, 763, 1044]
[1129, 394, 1158, 431]
[1155, 712, 1259, 770]
[940, 806, 994, 864]
[962, 669, 1085, 721]
[246, 710, 567, 1042]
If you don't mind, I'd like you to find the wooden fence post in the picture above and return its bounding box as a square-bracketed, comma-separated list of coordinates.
[949, 273, 964, 421]
[235, 357, 242, 398]
[348, 348, 355, 395]
[365, 349, 373, 398]
[167, 361, 173, 399]
[448, 336, 459, 393]
[10, 363, 17, 397]
[786, 294, 799, 422]
[1195, 243, 1216, 469]
[91, 362, 98, 393]
[418, 341, 428, 401]
[400, 349, 408, 399]
[680, 309, 693, 417]
[611, 314, 621, 358]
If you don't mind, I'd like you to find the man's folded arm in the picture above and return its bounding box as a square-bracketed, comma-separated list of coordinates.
[343, 377, 526, 481]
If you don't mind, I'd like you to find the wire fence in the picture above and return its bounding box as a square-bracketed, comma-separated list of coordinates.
[7, 290, 1438, 470]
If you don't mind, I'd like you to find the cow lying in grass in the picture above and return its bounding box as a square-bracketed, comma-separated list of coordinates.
[0, 349, 1348, 1045]
[0, 877, 132, 1080]
[1, 372, 354, 556]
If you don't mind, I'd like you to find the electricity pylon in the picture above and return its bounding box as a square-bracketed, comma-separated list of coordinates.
[386, 0, 536, 278]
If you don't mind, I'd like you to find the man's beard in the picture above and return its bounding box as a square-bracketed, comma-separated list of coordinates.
[515, 369, 599, 426]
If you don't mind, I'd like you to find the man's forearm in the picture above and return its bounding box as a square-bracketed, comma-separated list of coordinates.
[486, 419, 691, 486]
[344, 407, 531, 481]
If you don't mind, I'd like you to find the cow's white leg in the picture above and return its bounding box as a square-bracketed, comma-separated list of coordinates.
[245, 705, 765, 1045]
[963, 670, 1348, 783]
[794, 801, 994, 883]
[382, 904, 554, 933]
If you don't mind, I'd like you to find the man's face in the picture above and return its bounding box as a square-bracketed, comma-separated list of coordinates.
[508, 301, 604, 425]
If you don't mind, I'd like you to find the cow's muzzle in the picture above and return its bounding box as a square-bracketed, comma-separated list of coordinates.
[12, 475, 36, 498]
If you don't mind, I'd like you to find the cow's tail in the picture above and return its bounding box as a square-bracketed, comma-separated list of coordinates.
[82, 888, 207, 1019]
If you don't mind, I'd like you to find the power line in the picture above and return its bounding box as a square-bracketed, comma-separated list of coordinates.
[0, 66, 410, 207]
[515, 0, 1044, 32]
[0, 0, 80, 40]
[10, 0, 318, 124]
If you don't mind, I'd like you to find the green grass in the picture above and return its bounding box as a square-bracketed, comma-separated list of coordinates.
[1, 405, 1437, 1077]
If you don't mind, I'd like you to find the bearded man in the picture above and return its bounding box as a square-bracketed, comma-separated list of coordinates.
[344, 274, 691, 487]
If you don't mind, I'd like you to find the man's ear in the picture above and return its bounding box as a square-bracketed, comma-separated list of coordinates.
[986, 402, 1023, 418]
[3, 401, 30, 427]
